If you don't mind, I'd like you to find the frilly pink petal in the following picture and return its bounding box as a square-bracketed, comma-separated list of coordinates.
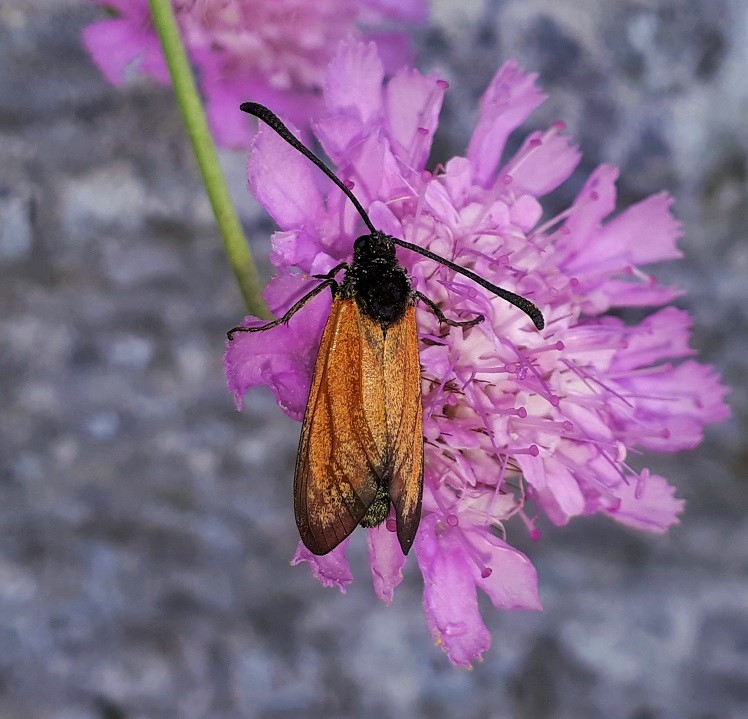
[616, 362, 730, 451]
[467, 61, 546, 187]
[570, 192, 682, 274]
[341, 132, 406, 206]
[415, 515, 491, 667]
[367, 519, 407, 605]
[82, 21, 135, 87]
[291, 540, 353, 592]
[248, 123, 324, 232]
[598, 192, 682, 265]
[560, 164, 619, 257]
[541, 463, 586, 525]
[611, 307, 694, 372]
[501, 129, 581, 197]
[86, 0, 426, 148]
[384, 69, 446, 170]
[605, 473, 684, 532]
[315, 114, 371, 163]
[261, 272, 323, 315]
[466, 529, 542, 611]
[595, 280, 683, 310]
[515, 454, 586, 525]
[324, 40, 384, 126]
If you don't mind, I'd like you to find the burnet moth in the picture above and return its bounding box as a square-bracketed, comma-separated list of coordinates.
[228, 102, 545, 556]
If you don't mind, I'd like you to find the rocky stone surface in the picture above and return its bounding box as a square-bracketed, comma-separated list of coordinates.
[0, 0, 745, 717]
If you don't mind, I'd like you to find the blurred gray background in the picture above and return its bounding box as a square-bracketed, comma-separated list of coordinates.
[1, 0, 746, 717]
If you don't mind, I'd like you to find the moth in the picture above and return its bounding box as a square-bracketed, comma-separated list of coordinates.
[229, 103, 544, 556]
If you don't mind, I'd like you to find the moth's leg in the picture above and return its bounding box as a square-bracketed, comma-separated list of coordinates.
[311, 262, 348, 299]
[312, 262, 348, 281]
[415, 291, 485, 328]
[228, 279, 337, 340]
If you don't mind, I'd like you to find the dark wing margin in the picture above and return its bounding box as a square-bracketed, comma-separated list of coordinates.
[294, 299, 386, 555]
[383, 305, 424, 554]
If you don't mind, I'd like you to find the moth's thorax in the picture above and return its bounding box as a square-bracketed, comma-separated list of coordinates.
[341, 231, 413, 328]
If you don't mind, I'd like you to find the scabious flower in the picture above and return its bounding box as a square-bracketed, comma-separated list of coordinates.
[83, 0, 427, 147]
[224, 41, 729, 665]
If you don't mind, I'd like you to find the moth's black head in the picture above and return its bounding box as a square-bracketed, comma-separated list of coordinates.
[343, 230, 412, 328]
[353, 231, 397, 268]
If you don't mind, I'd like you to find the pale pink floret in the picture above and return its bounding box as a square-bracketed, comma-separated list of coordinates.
[225, 42, 729, 665]
[83, 0, 426, 147]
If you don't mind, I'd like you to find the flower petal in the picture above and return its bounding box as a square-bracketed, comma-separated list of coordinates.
[467, 530, 542, 611]
[515, 454, 585, 525]
[595, 280, 683, 310]
[384, 69, 446, 169]
[367, 519, 407, 605]
[611, 307, 694, 372]
[291, 540, 353, 592]
[467, 61, 545, 187]
[342, 131, 407, 206]
[560, 164, 619, 257]
[605, 473, 684, 532]
[570, 192, 682, 274]
[501, 129, 581, 197]
[248, 122, 324, 232]
[615, 361, 730, 451]
[415, 516, 491, 666]
[324, 40, 384, 126]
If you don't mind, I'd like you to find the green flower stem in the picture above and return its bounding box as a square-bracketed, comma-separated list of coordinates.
[148, 0, 271, 319]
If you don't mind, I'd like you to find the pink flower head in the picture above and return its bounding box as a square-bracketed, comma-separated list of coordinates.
[83, 0, 427, 147]
[224, 42, 730, 665]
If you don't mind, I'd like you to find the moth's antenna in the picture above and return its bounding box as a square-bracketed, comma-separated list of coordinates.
[240, 102, 377, 235]
[242, 101, 545, 331]
[394, 238, 545, 330]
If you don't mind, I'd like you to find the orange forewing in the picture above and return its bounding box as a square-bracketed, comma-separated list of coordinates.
[383, 305, 423, 554]
[294, 298, 423, 555]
